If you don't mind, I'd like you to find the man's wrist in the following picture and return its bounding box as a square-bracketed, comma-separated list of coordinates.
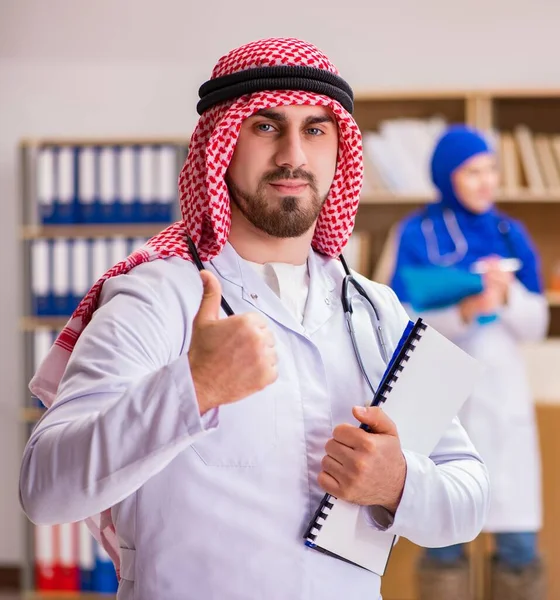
[381, 452, 407, 515]
[381, 490, 403, 516]
[189, 359, 216, 416]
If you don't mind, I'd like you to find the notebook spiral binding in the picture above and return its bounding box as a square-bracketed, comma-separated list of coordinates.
[305, 498, 334, 544]
[373, 319, 427, 408]
[304, 318, 427, 547]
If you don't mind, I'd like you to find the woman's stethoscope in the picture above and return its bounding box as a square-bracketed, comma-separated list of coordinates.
[420, 208, 520, 272]
[186, 236, 390, 398]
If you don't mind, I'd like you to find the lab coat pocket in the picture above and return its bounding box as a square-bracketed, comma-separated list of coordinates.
[190, 384, 278, 467]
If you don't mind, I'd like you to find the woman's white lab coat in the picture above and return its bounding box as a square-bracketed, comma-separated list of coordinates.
[408, 279, 549, 532]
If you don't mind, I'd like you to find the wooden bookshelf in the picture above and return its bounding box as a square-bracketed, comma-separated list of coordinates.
[355, 88, 560, 340]
[18, 137, 189, 596]
[353, 89, 560, 600]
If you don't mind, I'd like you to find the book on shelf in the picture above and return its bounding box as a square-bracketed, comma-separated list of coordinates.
[34, 522, 117, 593]
[496, 128, 560, 196]
[361, 116, 446, 197]
[361, 117, 560, 200]
[498, 132, 523, 196]
[513, 125, 546, 194]
[342, 231, 372, 276]
[534, 135, 560, 193]
[31, 236, 150, 317]
[36, 142, 186, 225]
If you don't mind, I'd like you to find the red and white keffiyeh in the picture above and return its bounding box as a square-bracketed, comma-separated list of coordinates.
[28, 37, 363, 573]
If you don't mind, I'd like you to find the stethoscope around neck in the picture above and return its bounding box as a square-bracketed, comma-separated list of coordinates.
[420, 208, 516, 267]
[186, 235, 390, 398]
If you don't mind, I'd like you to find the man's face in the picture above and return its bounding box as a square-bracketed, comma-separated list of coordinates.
[226, 104, 339, 238]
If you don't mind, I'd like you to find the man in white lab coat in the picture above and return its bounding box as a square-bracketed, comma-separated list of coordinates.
[20, 38, 489, 600]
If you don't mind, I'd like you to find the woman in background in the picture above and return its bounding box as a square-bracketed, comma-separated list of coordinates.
[389, 126, 549, 600]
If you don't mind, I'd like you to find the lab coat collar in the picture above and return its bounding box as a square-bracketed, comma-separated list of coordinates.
[209, 242, 338, 336]
[302, 249, 338, 336]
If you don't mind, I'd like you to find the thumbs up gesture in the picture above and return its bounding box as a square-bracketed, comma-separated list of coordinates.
[188, 270, 278, 415]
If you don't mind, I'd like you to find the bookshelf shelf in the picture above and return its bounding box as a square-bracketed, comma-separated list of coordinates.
[22, 407, 45, 423]
[359, 194, 433, 205]
[354, 89, 472, 101]
[21, 224, 167, 240]
[547, 291, 560, 307]
[21, 137, 190, 148]
[24, 593, 115, 599]
[353, 88, 560, 102]
[20, 317, 69, 331]
[360, 193, 560, 206]
[497, 193, 560, 203]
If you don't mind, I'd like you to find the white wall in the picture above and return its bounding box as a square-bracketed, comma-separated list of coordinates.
[1, 0, 559, 564]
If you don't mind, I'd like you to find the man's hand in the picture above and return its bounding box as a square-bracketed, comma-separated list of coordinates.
[318, 406, 407, 514]
[188, 270, 278, 415]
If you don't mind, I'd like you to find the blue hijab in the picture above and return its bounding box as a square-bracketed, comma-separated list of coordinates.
[390, 125, 543, 303]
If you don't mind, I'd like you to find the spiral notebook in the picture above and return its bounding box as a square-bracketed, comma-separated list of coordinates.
[303, 318, 484, 575]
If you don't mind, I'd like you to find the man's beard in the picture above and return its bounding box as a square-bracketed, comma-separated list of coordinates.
[227, 167, 327, 238]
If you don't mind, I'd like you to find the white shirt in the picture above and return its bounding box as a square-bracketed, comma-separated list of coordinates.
[20, 242, 489, 600]
[245, 259, 309, 323]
